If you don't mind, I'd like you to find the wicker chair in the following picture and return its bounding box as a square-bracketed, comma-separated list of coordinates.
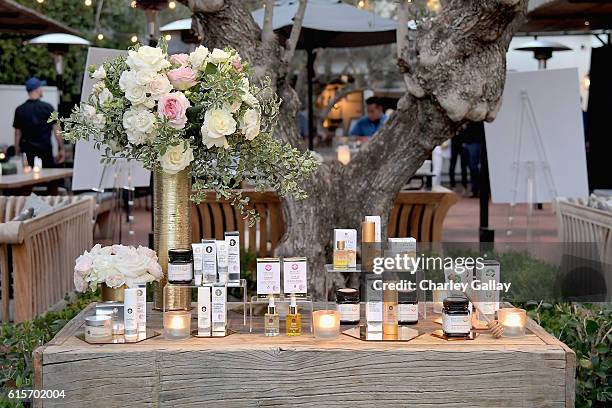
[0, 196, 94, 322]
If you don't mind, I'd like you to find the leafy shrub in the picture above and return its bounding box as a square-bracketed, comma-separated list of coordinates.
[526, 302, 612, 408]
[0, 290, 99, 407]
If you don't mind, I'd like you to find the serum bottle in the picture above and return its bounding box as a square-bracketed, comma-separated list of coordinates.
[333, 240, 349, 269]
[264, 296, 279, 337]
[286, 295, 302, 336]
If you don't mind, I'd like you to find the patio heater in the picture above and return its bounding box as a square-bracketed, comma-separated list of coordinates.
[136, 0, 168, 46]
[28, 33, 90, 103]
[514, 39, 572, 69]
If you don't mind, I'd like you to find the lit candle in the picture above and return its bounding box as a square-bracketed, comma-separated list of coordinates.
[33, 165, 41, 174]
[163, 310, 191, 340]
[337, 145, 351, 165]
[313, 310, 340, 339]
[498, 308, 526, 337]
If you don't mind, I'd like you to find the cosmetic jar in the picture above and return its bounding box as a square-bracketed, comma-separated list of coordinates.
[85, 315, 113, 343]
[335, 288, 360, 324]
[97, 308, 124, 335]
[397, 289, 418, 325]
[442, 296, 471, 337]
[168, 248, 193, 284]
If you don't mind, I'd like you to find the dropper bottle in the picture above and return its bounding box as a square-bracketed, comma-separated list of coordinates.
[286, 294, 302, 336]
[264, 295, 279, 336]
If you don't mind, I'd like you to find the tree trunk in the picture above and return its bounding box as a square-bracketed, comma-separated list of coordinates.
[188, 0, 528, 298]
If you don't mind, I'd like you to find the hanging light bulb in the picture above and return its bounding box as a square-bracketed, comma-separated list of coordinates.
[357, 0, 365, 8]
[168, 1, 176, 9]
[131, 35, 138, 43]
[36, 0, 44, 4]
[97, 33, 104, 40]
[130, 0, 137, 8]
[84, 0, 92, 6]
[164, 34, 172, 41]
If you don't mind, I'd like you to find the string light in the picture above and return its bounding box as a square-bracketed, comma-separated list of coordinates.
[131, 35, 138, 43]
[584, 20, 590, 26]
[84, 0, 92, 6]
[168, 1, 176, 9]
[164, 34, 172, 41]
[97, 33, 104, 40]
[130, 0, 137, 8]
[36, 0, 44, 3]
[357, 0, 365, 8]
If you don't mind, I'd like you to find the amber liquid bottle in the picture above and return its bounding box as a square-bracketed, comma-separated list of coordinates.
[286, 295, 302, 336]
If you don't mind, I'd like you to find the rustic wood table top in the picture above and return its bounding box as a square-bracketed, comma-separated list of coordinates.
[0, 168, 73, 189]
[33, 302, 576, 407]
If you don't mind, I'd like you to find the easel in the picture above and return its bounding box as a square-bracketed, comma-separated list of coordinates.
[92, 160, 136, 243]
[506, 89, 558, 241]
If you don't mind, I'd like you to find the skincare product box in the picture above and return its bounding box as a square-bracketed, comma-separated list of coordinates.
[192, 242, 204, 286]
[364, 216, 381, 242]
[216, 240, 229, 283]
[198, 286, 211, 336]
[283, 257, 308, 297]
[211, 284, 226, 334]
[225, 231, 241, 284]
[475, 260, 500, 316]
[333, 229, 357, 268]
[257, 258, 281, 297]
[202, 240, 217, 284]
[136, 285, 147, 333]
[365, 276, 383, 332]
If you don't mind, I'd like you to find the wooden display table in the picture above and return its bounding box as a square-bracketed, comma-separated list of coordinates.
[33, 302, 575, 407]
[0, 168, 73, 195]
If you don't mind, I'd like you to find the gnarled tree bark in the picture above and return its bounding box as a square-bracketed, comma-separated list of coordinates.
[185, 0, 528, 298]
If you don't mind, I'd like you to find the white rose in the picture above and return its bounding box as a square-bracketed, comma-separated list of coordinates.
[203, 108, 236, 137]
[126, 46, 171, 72]
[159, 142, 194, 174]
[242, 91, 259, 107]
[119, 70, 137, 92]
[82, 104, 105, 129]
[189, 45, 209, 70]
[241, 108, 261, 140]
[91, 65, 106, 80]
[135, 69, 156, 86]
[115, 249, 150, 278]
[124, 84, 152, 107]
[98, 88, 113, 105]
[122, 108, 157, 145]
[147, 73, 173, 99]
[209, 48, 231, 64]
[92, 254, 119, 282]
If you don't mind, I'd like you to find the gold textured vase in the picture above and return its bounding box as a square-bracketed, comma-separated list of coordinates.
[152, 168, 192, 310]
[101, 283, 127, 302]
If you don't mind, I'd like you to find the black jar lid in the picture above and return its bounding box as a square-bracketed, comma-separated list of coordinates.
[336, 288, 360, 303]
[443, 295, 469, 311]
[168, 248, 193, 262]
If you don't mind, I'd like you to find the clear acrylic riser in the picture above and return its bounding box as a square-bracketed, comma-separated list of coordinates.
[163, 279, 248, 326]
[324, 264, 428, 321]
[249, 295, 314, 334]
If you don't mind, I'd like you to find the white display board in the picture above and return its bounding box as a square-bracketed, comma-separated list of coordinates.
[0, 85, 59, 148]
[72, 47, 150, 191]
[485, 68, 589, 203]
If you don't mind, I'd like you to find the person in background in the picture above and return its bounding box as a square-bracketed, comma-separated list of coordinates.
[449, 128, 469, 193]
[349, 96, 388, 138]
[461, 122, 485, 198]
[13, 77, 65, 168]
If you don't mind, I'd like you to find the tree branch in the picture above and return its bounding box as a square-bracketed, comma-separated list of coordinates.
[282, 0, 307, 65]
[262, 0, 275, 45]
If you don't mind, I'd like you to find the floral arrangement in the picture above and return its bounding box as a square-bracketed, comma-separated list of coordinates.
[73, 244, 163, 292]
[53, 41, 317, 215]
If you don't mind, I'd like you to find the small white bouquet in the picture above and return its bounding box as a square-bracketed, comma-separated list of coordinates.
[73, 244, 163, 292]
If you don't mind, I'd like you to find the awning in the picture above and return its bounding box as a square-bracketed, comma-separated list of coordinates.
[522, 0, 612, 34]
[0, 0, 81, 36]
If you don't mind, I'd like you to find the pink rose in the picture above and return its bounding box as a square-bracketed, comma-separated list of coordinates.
[158, 92, 190, 129]
[232, 57, 243, 72]
[170, 53, 189, 67]
[74, 254, 92, 275]
[74, 270, 86, 292]
[167, 67, 197, 91]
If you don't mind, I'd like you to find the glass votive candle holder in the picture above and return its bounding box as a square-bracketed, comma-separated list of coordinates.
[498, 308, 527, 337]
[313, 310, 341, 340]
[163, 310, 192, 340]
